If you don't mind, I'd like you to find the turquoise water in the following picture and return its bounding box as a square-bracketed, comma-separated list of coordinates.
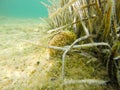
[0, 0, 48, 18]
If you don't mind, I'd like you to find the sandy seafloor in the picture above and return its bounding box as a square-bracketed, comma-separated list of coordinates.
[0, 17, 52, 90]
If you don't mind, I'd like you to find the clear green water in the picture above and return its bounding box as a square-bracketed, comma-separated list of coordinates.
[0, 0, 48, 19]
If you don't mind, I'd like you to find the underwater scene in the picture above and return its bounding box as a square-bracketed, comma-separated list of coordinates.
[0, 0, 120, 90]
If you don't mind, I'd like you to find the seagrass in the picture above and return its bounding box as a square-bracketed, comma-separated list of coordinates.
[43, 0, 120, 89]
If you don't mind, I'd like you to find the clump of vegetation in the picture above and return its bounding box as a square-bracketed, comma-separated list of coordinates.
[48, 30, 76, 57]
[43, 0, 120, 89]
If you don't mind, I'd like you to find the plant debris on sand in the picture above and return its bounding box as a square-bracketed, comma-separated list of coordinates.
[0, 18, 53, 90]
[0, 17, 115, 90]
